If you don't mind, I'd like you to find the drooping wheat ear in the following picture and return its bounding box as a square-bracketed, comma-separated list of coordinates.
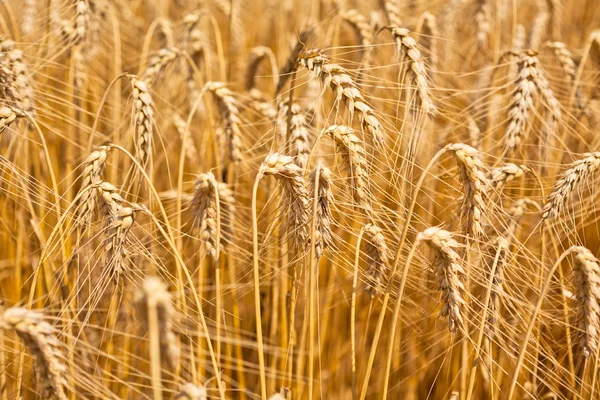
[363, 223, 389, 298]
[541, 152, 600, 220]
[528, 12, 549, 50]
[0, 40, 34, 112]
[275, 26, 314, 95]
[156, 18, 175, 48]
[572, 246, 600, 358]
[417, 227, 466, 333]
[447, 143, 486, 237]
[78, 145, 111, 228]
[105, 204, 141, 279]
[534, 61, 561, 152]
[131, 78, 154, 167]
[420, 12, 439, 73]
[205, 81, 243, 163]
[486, 163, 529, 191]
[545, 0, 562, 39]
[0, 106, 25, 133]
[58, 0, 90, 89]
[474, 0, 491, 48]
[176, 383, 208, 400]
[309, 161, 333, 259]
[379, 0, 402, 26]
[0, 308, 67, 400]
[484, 237, 510, 339]
[384, 26, 437, 116]
[507, 197, 538, 235]
[140, 48, 180, 86]
[298, 49, 385, 147]
[503, 51, 538, 151]
[323, 125, 372, 217]
[277, 100, 311, 168]
[172, 114, 199, 163]
[342, 9, 373, 61]
[135, 276, 180, 368]
[546, 41, 588, 114]
[182, 12, 207, 62]
[245, 46, 271, 91]
[191, 172, 236, 259]
[260, 153, 310, 252]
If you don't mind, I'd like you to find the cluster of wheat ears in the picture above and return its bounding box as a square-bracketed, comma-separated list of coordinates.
[1, 0, 600, 399]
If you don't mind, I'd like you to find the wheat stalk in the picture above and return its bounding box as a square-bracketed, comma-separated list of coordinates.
[0, 308, 67, 400]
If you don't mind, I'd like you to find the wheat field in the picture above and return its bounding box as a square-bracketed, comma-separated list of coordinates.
[0, 0, 599, 399]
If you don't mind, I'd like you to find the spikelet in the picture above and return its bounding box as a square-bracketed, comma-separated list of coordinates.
[309, 162, 333, 259]
[542, 152, 600, 219]
[0, 40, 35, 112]
[298, 49, 385, 147]
[384, 27, 437, 116]
[447, 143, 486, 237]
[260, 153, 310, 251]
[0, 105, 24, 133]
[177, 383, 208, 400]
[131, 78, 154, 167]
[486, 163, 529, 191]
[140, 48, 180, 86]
[277, 101, 312, 168]
[323, 125, 372, 216]
[0, 308, 67, 400]
[191, 172, 236, 259]
[572, 246, 600, 358]
[363, 223, 389, 298]
[484, 237, 510, 339]
[205, 81, 243, 163]
[156, 18, 175, 48]
[418, 227, 466, 333]
[135, 276, 180, 368]
[98, 181, 124, 218]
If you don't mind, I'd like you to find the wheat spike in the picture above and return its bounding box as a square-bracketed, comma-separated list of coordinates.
[542, 152, 600, 219]
[486, 163, 529, 191]
[131, 78, 154, 167]
[105, 204, 140, 279]
[0, 308, 67, 400]
[447, 143, 486, 237]
[484, 237, 510, 339]
[206, 81, 244, 163]
[261, 153, 310, 251]
[140, 48, 180, 86]
[298, 49, 385, 147]
[572, 246, 600, 358]
[176, 383, 208, 400]
[309, 161, 333, 259]
[364, 223, 389, 298]
[135, 276, 180, 368]
[379, 0, 402, 26]
[78, 145, 111, 228]
[277, 100, 312, 168]
[418, 227, 466, 333]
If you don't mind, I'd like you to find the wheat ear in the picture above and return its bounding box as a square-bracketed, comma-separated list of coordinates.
[78, 145, 111, 228]
[261, 153, 310, 251]
[323, 125, 372, 217]
[309, 161, 333, 259]
[364, 223, 389, 298]
[541, 152, 600, 219]
[277, 100, 312, 168]
[379, 0, 402, 26]
[447, 143, 486, 237]
[298, 49, 385, 147]
[205, 81, 243, 163]
[140, 48, 180, 86]
[131, 78, 154, 167]
[176, 383, 208, 400]
[484, 237, 510, 339]
[135, 276, 180, 368]
[418, 227, 466, 333]
[572, 246, 600, 358]
[486, 163, 529, 191]
[0, 308, 67, 400]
